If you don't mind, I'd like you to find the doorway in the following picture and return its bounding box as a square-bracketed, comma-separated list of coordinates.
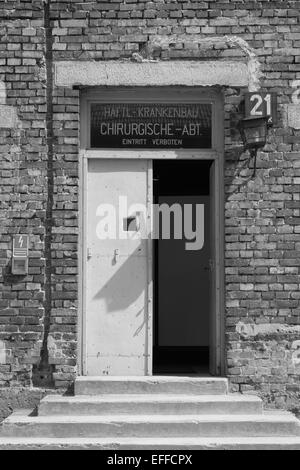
[153, 160, 212, 375]
[82, 153, 223, 377]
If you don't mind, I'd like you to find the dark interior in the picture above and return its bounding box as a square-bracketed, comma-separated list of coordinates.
[153, 160, 212, 375]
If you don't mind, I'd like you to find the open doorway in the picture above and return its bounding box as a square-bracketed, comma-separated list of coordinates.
[153, 160, 212, 375]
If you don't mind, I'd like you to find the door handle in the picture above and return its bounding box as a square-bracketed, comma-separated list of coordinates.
[87, 247, 92, 260]
[113, 249, 119, 263]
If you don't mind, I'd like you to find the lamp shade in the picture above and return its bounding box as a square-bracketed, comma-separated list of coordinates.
[238, 115, 269, 150]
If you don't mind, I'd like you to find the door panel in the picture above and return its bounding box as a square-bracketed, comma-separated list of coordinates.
[86, 159, 151, 375]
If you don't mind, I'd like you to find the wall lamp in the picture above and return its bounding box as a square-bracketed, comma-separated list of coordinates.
[238, 115, 272, 176]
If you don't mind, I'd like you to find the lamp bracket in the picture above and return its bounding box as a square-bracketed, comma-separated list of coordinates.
[249, 147, 258, 177]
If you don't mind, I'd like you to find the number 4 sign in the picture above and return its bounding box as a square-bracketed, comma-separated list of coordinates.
[245, 92, 277, 125]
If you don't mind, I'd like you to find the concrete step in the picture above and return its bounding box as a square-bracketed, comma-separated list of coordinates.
[1, 436, 300, 450]
[74, 376, 229, 395]
[38, 393, 263, 416]
[1, 409, 300, 439]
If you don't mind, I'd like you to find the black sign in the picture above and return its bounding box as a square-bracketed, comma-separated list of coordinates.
[90, 103, 212, 148]
[245, 92, 277, 125]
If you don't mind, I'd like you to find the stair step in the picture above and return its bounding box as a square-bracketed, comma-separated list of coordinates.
[1, 436, 300, 450]
[1, 409, 299, 438]
[74, 376, 228, 395]
[39, 393, 262, 416]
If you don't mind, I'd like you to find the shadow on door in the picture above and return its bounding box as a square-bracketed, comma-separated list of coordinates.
[153, 160, 212, 375]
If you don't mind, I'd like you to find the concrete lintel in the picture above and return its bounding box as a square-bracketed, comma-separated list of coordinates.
[54, 60, 249, 88]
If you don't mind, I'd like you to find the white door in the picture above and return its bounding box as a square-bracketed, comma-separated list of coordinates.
[85, 159, 152, 375]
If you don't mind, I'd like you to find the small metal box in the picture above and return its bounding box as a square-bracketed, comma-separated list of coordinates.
[12, 235, 29, 275]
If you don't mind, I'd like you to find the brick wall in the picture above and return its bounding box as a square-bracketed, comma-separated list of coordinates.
[0, 0, 299, 412]
[0, 0, 48, 388]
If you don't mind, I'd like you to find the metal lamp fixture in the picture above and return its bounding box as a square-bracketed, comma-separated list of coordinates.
[238, 115, 271, 176]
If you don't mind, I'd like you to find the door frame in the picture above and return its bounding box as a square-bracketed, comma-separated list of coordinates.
[78, 87, 225, 376]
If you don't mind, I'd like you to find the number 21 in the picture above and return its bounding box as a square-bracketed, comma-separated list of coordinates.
[250, 94, 271, 116]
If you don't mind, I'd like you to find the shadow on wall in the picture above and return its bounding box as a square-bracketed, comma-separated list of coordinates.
[224, 146, 256, 200]
[1, 261, 26, 286]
